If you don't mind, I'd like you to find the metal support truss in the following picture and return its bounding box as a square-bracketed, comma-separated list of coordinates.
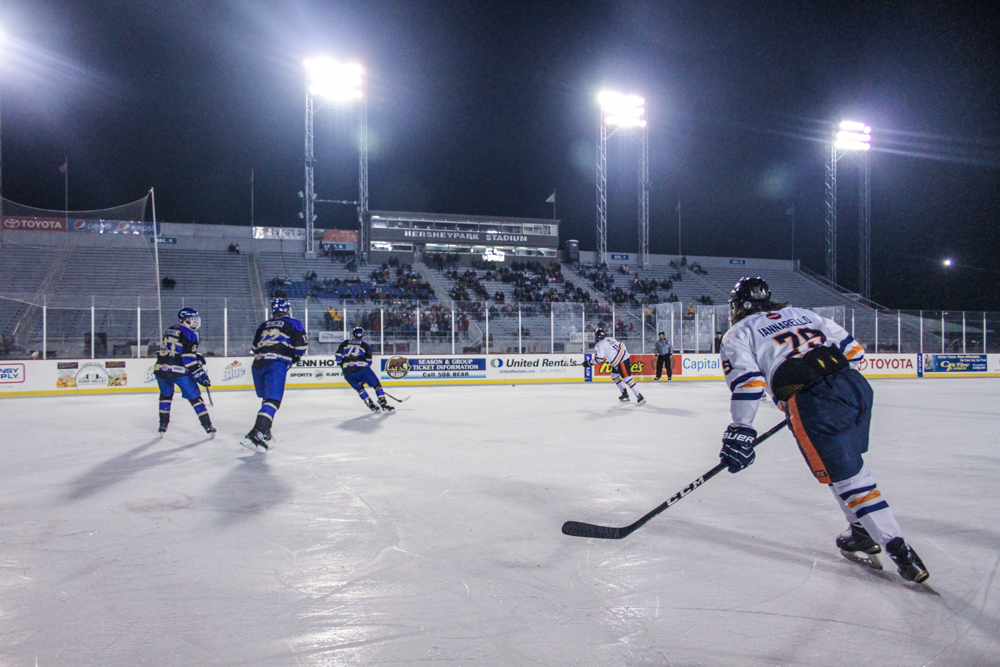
[824, 144, 838, 284]
[638, 125, 650, 268]
[304, 92, 317, 258]
[858, 151, 870, 300]
[596, 111, 608, 265]
[358, 96, 369, 263]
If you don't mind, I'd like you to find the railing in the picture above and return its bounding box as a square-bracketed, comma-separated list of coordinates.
[0, 294, 997, 360]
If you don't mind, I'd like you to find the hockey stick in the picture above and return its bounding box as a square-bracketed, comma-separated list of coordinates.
[205, 386, 214, 406]
[383, 391, 410, 403]
[562, 420, 787, 540]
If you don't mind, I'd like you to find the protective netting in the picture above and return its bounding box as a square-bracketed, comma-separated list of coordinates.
[1, 195, 149, 225]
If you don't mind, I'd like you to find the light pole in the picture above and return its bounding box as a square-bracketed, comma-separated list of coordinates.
[824, 120, 871, 293]
[596, 91, 649, 267]
[0, 25, 5, 246]
[943, 258, 953, 308]
[301, 58, 367, 260]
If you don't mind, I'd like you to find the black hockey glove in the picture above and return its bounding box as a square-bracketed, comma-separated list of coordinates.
[720, 424, 757, 473]
[192, 367, 211, 387]
[581, 358, 592, 368]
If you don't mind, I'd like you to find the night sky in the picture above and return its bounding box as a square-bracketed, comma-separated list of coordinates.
[1, 1, 997, 310]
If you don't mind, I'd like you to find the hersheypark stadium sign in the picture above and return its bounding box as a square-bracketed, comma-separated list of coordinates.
[370, 227, 559, 247]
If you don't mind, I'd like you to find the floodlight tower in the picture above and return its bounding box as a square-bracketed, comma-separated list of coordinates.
[302, 59, 367, 260]
[824, 120, 871, 295]
[597, 92, 649, 267]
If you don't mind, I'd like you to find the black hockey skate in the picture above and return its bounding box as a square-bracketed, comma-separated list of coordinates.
[886, 537, 930, 584]
[366, 399, 381, 413]
[618, 391, 630, 402]
[378, 398, 395, 413]
[837, 523, 883, 570]
[240, 430, 269, 453]
[198, 415, 216, 439]
[158, 420, 169, 436]
[636, 395, 646, 405]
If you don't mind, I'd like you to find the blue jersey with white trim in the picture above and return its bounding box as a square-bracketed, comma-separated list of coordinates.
[252, 316, 307, 365]
[336, 339, 374, 370]
[721, 306, 864, 427]
[155, 324, 201, 376]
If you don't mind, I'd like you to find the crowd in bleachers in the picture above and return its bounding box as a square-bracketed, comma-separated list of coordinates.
[576, 263, 687, 305]
[439, 258, 592, 305]
[269, 256, 435, 303]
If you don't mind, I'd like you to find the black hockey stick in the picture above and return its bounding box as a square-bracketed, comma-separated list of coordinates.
[562, 420, 787, 540]
[383, 391, 410, 403]
[205, 386, 214, 406]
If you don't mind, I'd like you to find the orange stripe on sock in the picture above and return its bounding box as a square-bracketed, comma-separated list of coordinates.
[739, 380, 766, 389]
[787, 395, 831, 484]
[848, 490, 882, 509]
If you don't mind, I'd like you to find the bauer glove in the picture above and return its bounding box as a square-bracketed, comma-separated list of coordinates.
[720, 424, 757, 473]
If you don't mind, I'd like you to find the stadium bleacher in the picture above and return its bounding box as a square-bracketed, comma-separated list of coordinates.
[1, 233, 958, 359]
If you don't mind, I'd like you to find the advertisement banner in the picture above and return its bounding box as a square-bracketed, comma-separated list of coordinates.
[381, 356, 488, 381]
[855, 354, 919, 378]
[923, 354, 988, 374]
[0, 363, 26, 384]
[70, 219, 154, 235]
[2, 217, 68, 232]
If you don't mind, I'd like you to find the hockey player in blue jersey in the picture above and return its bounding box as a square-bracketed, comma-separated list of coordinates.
[241, 298, 308, 453]
[337, 327, 394, 413]
[719, 277, 928, 583]
[154, 307, 216, 437]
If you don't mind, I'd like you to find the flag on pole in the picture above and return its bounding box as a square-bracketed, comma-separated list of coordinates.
[786, 203, 795, 216]
[676, 199, 681, 212]
[250, 169, 254, 184]
[545, 191, 556, 204]
[58, 157, 68, 174]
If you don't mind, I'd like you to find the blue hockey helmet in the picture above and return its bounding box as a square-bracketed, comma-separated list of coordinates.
[178, 307, 201, 330]
[352, 327, 365, 341]
[271, 297, 291, 317]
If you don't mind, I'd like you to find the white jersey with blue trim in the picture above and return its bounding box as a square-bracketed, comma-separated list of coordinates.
[594, 336, 629, 366]
[721, 306, 865, 427]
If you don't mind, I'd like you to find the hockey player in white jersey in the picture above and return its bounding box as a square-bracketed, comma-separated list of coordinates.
[718, 277, 928, 583]
[585, 329, 645, 404]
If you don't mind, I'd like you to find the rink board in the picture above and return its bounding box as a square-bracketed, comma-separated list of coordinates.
[1, 353, 997, 398]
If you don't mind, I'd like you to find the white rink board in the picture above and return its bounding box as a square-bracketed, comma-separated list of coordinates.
[2, 353, 998, 398]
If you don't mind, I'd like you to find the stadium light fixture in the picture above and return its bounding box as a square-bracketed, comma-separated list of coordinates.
[598, 91, 646, 128]
[943, 258, 953, 267]
[835, 120, 871, 151]
[305, 58, 363, 102]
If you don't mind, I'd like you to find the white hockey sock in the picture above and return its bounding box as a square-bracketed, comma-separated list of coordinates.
[829, 465, 903, 547]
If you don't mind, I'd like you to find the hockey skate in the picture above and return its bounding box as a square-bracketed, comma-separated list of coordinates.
[636, 395, 646, 405]
[837, 523, 883, 570]
[157, 421, 169, 437]
[203, 424, 217, 438]
[886, 537, 930, 583]
[240, 430, 269, 453]
[378, 398, 395, 413]
[618, 391, 630, 402]
[366, 398, 381, 413]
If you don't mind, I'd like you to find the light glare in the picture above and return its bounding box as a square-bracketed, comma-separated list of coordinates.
[305, 58, 363, 102]
[599, 91, 647, 128]
[835, 120, 871, 151]
[943, 258, 953, 267]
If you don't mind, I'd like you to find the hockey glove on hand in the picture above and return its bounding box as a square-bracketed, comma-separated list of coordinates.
[581, 358, 592, 368]
[192, 367, 211, 387]
[720, 424, 757, 473]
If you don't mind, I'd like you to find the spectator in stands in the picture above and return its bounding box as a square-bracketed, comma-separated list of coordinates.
[680, 255, 688, 268]
[228, 242, 241, 254]
[714, 331, 724, 353]
[685, 305, 695, 320]
[162, 276, 176, 290]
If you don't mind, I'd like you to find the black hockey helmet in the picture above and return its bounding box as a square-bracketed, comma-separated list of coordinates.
[352, 326, 365, 341]
[594, 328, 607, 345]
[729, 276, 771, 320]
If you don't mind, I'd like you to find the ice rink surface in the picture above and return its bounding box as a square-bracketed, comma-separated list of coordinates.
[1, 378, 998, 666]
